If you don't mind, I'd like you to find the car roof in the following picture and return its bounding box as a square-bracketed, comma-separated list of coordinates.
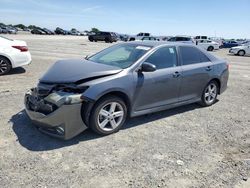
[125, 41, 195, 47]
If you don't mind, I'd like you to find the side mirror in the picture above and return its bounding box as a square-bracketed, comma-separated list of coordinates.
[140, 62, 156, 72]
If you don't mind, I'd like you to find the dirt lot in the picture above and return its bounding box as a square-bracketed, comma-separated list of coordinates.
[0, 34, 249, 188]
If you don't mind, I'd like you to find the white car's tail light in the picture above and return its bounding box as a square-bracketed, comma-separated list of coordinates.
[12, 46, 28, 52]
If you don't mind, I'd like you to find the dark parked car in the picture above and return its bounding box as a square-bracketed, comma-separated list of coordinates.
[141, 36, 158, 41]
[221, 40, 239, 48]
[42, 28, 55, 35]
[168, 36, 194, 44]
[31, 29, 46, 35]
[55, 27, 67, 35]
[88, 32, 118, 43]
[25, 42, 229, 140]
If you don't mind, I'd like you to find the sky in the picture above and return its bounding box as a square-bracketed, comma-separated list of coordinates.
[1, 0, 250, 38]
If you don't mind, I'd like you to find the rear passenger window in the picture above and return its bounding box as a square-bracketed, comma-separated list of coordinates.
[145, 47, 177, 69]
[179, 46, 210, 65]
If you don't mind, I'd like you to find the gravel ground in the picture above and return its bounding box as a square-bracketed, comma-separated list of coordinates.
[0, 34, 249, 188]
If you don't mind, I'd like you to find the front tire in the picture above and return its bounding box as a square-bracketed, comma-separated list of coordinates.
[238, 50, 245, 56]
[0, 56, 12, 75]
[199, 81, 218, 107]
[89, 37, 93, 42]
[207, 46, 214, 51]
[90, 96, 127, 135]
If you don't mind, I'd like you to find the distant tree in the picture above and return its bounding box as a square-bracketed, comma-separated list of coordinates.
[14, 24, 26, 30]
[28, 25, 40, 30]
[71, 28, 77, 32]
[91, 27, 100, 33]
[0, 23, 5, 26]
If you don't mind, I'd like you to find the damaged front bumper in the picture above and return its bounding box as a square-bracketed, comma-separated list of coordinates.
[24, 89, 88, 140]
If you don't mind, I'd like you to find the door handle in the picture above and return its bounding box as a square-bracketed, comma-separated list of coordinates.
[206, 66, 212, 71]
[173, 71, 180, 78]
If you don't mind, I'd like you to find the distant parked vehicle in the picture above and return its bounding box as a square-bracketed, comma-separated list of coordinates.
[31, 29, 46, 35]
[221, 40, 239, 48]
[196, 39, 220, 51]
[129, 32, 151, 41]
[55, 27, 67, 35]
[42, 28, 55, 35]
[195, 36, 208, 40]
[118, 34, 129, 42]
[0, 36, 31, 75]
[0, 26, 17, 34]
[71, 30, 81, 36]
[88, 32, 118, 43]
[168, 36, 194, 44]
[140, 36, 158, 41]
[229, 45, 250, 56]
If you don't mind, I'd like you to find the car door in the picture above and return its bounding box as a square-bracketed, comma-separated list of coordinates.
[178, 46, 214, 101]
[246, 45, 250, 55]
[133, 46, 182, 111]
[198, 40, 207, 50]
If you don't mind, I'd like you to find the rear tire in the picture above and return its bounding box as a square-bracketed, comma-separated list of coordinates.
[207, 46, 214, 51]
[89, 96, 127, 135]
[105, 38, 110, 43]
[238, 50, 245, 56]
[89, 37, 93, 42]
[0, 56, 12, 75]
[199, 81, 218, 107]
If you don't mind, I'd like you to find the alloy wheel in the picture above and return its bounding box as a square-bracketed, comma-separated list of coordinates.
[0, 59, 8, 74]
[97, 102, 125, 131]
[204, 83, 217, 104]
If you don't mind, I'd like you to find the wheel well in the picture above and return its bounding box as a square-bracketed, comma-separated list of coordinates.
[208, 46, 214, 50]
[98, 91, 131, 111]
[238, 50, 245, 54]
[81, 91, 131, 126]
[0, 55, 12, 68]
[210, 78, 221, 94]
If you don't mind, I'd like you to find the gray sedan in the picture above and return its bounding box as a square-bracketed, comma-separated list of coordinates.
[25, 42, 229, 139]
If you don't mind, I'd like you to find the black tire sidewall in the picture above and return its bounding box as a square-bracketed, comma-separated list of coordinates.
[208, 46, 214, 51]
[0, 57, 12, 75]
[238, 50, 245, 56]
[90, 96, 127, 135]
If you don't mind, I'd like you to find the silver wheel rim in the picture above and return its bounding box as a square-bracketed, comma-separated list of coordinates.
[239, 51, 244, 56]
[0, 59, 8, 73]
[205, 83, 217, 104]
[97, 102, 124, 131]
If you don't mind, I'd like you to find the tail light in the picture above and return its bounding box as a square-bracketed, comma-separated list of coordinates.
[227, 63, 230, 69]
[12, 46, 28, 52]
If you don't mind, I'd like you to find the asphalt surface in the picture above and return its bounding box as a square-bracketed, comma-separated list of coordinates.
[0, 34, 249, 188]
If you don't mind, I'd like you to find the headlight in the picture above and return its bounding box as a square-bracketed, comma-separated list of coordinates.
[64, 94, 83, 105]
[44, 92, 84, 106]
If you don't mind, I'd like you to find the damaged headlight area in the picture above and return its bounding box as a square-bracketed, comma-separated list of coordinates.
[25, 84, 89, 115]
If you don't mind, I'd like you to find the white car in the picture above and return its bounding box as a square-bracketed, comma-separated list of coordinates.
[128, 32, 151, 41]
[229, 45, 250, 56]
[0, 36, 31, 75]
[196, 39, 220, 51]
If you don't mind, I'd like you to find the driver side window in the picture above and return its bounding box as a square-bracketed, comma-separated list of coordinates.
[145, 47, 177, 69]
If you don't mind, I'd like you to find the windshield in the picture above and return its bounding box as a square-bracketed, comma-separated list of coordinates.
[88, 43, 152, 68]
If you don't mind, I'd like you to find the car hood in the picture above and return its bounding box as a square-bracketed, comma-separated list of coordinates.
[40, 59, 122, 84]
[231, 46, 246, 50]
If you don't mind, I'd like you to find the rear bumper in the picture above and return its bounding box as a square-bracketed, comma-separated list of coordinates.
[220, 69, 229, 94]
[24, 91, 87, 140]
[12, 51, 32, 68]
